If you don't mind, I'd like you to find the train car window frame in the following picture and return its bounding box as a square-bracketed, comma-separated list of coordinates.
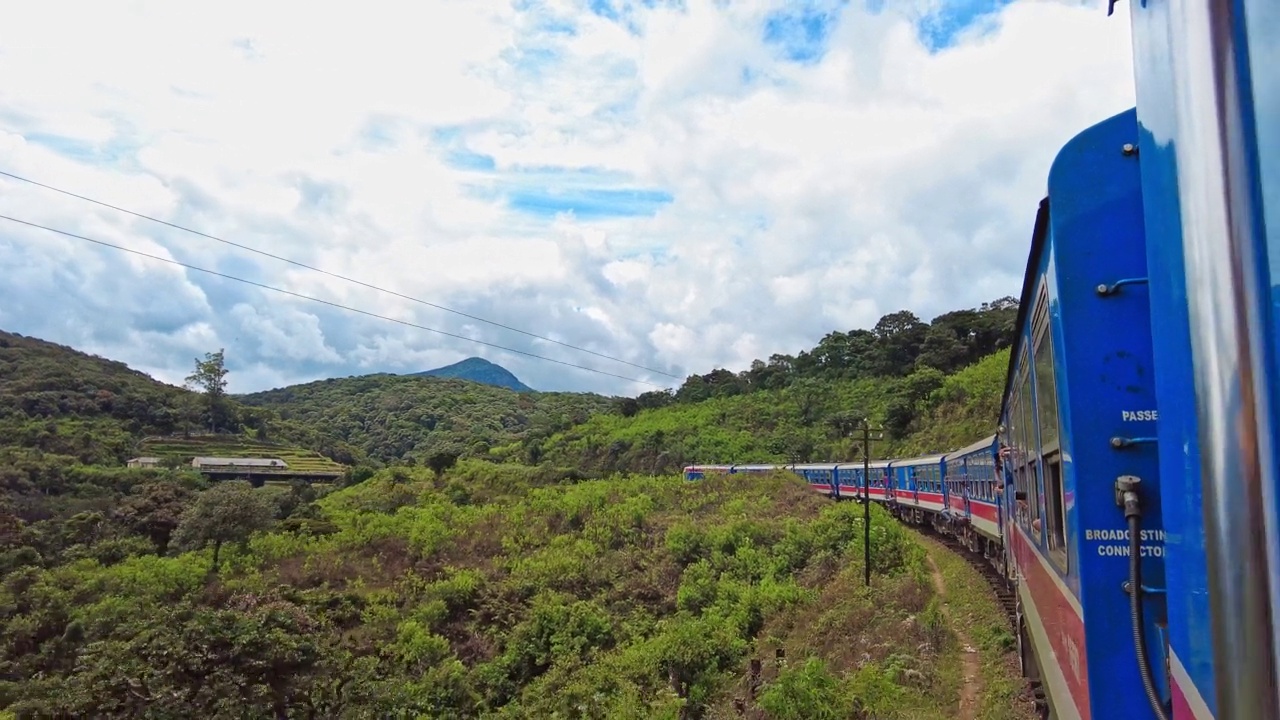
[1008, 388, 1024, 529]
[1016, 348, 1042, 537]
[1021, 353, 1044, 543]
[1010, 385, 1026, 530]
[1031, 289, 1068, 571]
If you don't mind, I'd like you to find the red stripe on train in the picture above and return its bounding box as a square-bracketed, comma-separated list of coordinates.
[1010, 524, 1090, 719]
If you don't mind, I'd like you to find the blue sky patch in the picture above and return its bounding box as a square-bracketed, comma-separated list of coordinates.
[507, 187, 673, 219]
[588, 0, 623, 21]
[916, 0, 1014, 52]
[446, 150, 497, 172]
[24, 132, 139, 167]
[463, 164, 673, 220]
[763, 0, 849, 64]
[587, 0, 686, 33]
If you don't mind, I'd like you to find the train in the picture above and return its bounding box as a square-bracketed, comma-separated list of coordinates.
[686, 3, 1279, 719]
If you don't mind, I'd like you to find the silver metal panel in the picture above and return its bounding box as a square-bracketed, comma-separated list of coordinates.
[1166, 0, 1280, 715]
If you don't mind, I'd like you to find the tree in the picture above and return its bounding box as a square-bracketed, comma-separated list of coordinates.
[116, 481, 195, 553]
[185, 349, 228, 399]
[171, 481, 275, 570]
[616, 397, 640, 418]
[635, 389, 675, 411]
[426, 451, 460, 480]
[871, 311, 929, 376]
[185, 349, 231, 433]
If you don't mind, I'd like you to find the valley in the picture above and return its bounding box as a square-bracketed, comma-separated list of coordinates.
[0, 300, 1035, 719]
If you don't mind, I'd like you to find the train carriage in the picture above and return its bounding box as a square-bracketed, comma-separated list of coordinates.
[1124, 1, 1280, 717]
[942, 434, 1002, 548]
[792, 463, 842, 498]
[847, 459, 892, 502]
[999, 107, 1168, 720]
[890, 453, 947, 521]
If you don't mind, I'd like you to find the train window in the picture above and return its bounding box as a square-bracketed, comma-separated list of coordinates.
[1045, 456, 1067, 568]
[1032, 296, 1061, 454]
[1007, 389, 1025, 527]
[1017, 349, 1043, 536]
[986, 457, 996, 500]
[983, 457, 990, 500]
[1032, 292, 1067, 568]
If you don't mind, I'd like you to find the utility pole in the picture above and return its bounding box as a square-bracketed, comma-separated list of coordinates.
[860, 419, 884, 587]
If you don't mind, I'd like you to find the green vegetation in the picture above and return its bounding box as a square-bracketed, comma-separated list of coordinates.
[534, 347, 1012, 474]
[239, 373, 617, 465]
[0, 296, 1029, 718]
[1, 466, 954, 718]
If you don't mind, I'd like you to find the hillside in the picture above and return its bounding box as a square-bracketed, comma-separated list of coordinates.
[0, 305, 1032, 718]
[0, 329, 197, 465]
[236, 299, 1015, 473]
[413, 356, 534, 393]
[532, 349, 1008, 474]
[239, 373, 616, 464]
[0, 464, 1033, 719]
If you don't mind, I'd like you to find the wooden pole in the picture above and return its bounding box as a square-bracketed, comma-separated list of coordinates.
[863, 421, 872, 587]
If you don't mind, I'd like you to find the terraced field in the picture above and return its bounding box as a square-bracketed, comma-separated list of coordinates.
[140, 436, 346, 476]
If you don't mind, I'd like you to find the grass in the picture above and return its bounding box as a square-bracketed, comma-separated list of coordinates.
[707, 529, 958, 719]
[140, 436, 345, 475]
[918, 535, 1038, 720]
[705, 528, 1039, 719]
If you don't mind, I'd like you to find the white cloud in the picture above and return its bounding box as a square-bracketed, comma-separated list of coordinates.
[0, 0, 1135, 396]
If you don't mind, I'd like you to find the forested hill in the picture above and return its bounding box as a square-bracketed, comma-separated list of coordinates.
[238, 374, 614, 464]
[534, 298, 1019, 475]
[0, 329, 197, 465]
[0, 296, 1015, 476]
[234, 298, 1015, 472]
[412, 357, 534, 392]
[534, 347, 1010, 475]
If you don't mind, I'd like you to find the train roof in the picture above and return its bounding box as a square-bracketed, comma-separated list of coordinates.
[847, 461, 889, 469]
[1000, 199, 1051, 420]
[945, 434, 998, 459]
[794, 461, 892, 469]
[890, 453, 947, 467]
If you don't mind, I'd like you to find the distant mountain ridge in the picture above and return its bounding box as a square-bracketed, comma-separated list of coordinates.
[411, 357, 534, 392]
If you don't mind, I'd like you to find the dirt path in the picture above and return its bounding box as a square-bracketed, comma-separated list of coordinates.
[926, 552, 982, 720]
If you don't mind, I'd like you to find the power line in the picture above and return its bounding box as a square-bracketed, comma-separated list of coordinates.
[0, 214, 668, 388]
[0, 168, 678, 378]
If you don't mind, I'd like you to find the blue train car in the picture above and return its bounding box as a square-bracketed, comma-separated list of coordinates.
[890, 453, 947, 520]
[942, 434, 1002, 551]
[1127, 1, 1280, 716]
[792, 463, 842, 498]
[999, 107, 1169, 720]
[847, 459, 892, 502]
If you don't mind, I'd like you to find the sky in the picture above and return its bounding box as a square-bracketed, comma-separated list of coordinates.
[0, 0, 1136, 397]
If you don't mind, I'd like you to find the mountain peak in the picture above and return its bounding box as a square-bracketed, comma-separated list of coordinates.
[410, 357, 534, 392]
